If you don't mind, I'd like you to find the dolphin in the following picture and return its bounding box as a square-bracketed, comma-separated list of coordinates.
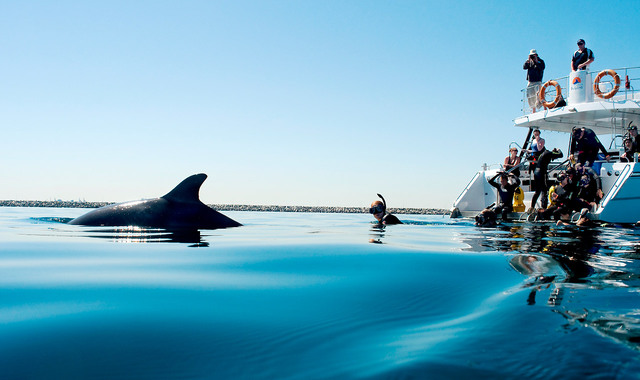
[69, 173, 241, 230]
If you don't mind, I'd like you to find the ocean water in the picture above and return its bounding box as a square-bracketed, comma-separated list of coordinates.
[1, 207, 640, 379]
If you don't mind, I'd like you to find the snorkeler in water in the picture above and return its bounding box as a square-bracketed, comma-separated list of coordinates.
[369, 194, 402, 225]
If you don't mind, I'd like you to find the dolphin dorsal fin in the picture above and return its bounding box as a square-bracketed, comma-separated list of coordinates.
[162, 173, 208, 203]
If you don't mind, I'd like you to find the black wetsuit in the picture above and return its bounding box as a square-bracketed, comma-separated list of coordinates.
[570, 128, 608, 166]
[488, 173, 521, 219]
[528, 148, 564, 209]
[621, 146, 636, 162]
[541, 183, 572, 220]
[381, 213, 402, 225]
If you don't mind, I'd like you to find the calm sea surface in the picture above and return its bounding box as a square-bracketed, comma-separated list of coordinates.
[1, 207, 640, 379]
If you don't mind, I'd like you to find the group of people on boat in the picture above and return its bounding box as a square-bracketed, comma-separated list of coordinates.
[524, 39, 594, 112]
[476, 124, 619, 226]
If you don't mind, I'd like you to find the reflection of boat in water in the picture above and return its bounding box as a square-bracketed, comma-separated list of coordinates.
[457, 221, 640, 351]
[452, 67, 640, 224]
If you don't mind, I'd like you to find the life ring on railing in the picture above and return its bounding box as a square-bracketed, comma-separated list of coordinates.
[593, 69, 621, 99]
[539, 80, 562, 108]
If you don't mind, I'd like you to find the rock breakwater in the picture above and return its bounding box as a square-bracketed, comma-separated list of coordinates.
[0, 200, 447, 215]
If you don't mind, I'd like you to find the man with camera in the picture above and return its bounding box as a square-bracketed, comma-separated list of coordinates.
[523, 49, 545, 113]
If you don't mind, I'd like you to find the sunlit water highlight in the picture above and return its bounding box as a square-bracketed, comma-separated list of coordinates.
[1, 207, 640, 379]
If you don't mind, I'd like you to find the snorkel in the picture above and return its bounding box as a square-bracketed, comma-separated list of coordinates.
[377, 193, 386, 210]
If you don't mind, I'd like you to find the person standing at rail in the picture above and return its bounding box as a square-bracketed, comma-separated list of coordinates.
[523, 49, 545, 112]
[571, 39, 594, 71]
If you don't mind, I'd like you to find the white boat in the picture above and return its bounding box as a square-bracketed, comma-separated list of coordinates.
[451, 67, 640, 224]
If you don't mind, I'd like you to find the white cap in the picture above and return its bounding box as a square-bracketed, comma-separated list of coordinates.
[530, 49, 537, 55]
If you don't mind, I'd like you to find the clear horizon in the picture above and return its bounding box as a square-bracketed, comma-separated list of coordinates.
[1, 1, 638, 209]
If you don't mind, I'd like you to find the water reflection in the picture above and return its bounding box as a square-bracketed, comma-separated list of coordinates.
[82, 227, 209, 246]
[26, 216, 209, 246]
[459, 222, 640, 351]
[369, 223, 386, 244]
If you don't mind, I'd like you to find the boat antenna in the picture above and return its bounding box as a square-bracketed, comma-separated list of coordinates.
[377, 193, 386, 209]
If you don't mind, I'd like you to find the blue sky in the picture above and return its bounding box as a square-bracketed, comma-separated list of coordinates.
[1, 1, 639, 208]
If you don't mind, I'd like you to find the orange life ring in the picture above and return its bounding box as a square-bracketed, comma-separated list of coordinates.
[593, 69, 621, 99]
[539, 80, 562, 108]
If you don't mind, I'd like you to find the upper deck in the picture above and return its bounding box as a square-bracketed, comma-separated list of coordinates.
[515, 66, 640, 136]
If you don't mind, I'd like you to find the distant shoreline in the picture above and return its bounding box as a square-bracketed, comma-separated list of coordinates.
[0, 200, 448, 215]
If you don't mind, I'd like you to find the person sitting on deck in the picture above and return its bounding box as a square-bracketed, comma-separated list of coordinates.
[369, 194, 402, 225]
[574, 163, 603, 202]
[488, 171, 521, 220]
[569, 127, 609, 167]
[527, 138, 564, 212]
[624, 125, 640, 155]
[620, 137, 636, 162]
[630, 125, 640, 147]
[574, 173, 599, 212]
[538, 173, 573, 221]
[504, 147, 521, 177]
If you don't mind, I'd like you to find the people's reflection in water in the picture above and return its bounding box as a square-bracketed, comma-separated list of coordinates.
[369, 223, 386, 244]
[462, 221, 640, 350]
[461, 222, 604, 303]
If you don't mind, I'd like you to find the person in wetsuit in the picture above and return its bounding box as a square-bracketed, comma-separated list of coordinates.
[488, 171, 521, 219]
[569, 127, 609, 166]
[527, 138, 564, 212]
[369, 194, 402, 225]
[620, 137, 636, 162]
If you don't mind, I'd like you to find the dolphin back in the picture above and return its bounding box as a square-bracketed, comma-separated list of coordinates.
[69, 173, 242, 230]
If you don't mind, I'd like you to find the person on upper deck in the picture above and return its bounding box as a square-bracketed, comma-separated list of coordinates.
[369, 194, 402, 225]
[504, 147, 521, 177]
[527, 138, 564, 212]
[524, 49, 545, 112]
[569, 127, 609, 166]
[571, 39, 594, 71]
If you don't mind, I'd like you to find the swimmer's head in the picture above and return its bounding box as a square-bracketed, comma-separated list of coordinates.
[369, 201, 385, 215]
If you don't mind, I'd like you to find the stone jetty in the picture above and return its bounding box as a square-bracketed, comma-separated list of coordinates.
[0, 200, 448, 215]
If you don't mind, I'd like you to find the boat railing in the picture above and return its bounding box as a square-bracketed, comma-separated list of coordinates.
[521, 66, 640, 115]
